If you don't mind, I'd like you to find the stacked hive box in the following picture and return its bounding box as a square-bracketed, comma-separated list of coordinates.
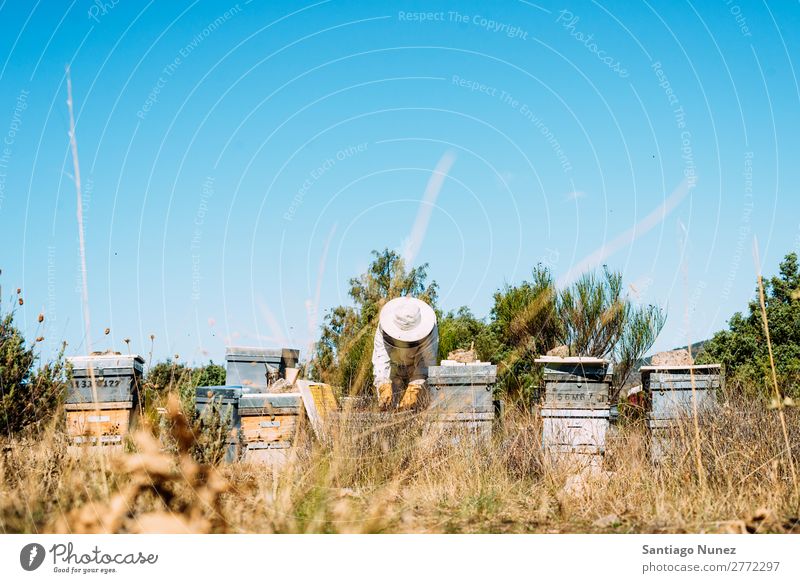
[225, 346, 299, 390]
[640, 364, 722, 461]
[195, 385, 245, 462]
[427, 363, 497, 443]
[536, 357, 611, 470]
[238, 393, 304, 465]
[65, 353, 144, 448]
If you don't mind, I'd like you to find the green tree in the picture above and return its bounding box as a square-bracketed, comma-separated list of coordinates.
[144, 359, 228, 415]
[0, 309, 67, 435]
[487, 266, 562, 399]
[699, 252, 800, 399]
[196, 362, 226, 387]
[557, 267, 665, 394]
[437, 307, 493, 361]
[310, 249, 438, 395]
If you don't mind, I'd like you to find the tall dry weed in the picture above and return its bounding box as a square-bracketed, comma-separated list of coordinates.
[1, 394, 798, 534]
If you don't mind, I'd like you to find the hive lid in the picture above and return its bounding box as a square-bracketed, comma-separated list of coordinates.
[67, 353, 145, 371]
[534, 356, 607, 365]
[640, 363, 721, 372]
[195, 385, 243, 400]
[428, 363, 497, 384]
[225, 346, 299, 359]
[239, 392, 303, 409]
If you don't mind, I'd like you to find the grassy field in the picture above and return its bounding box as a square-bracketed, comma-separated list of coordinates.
[1, 393, 798, 534]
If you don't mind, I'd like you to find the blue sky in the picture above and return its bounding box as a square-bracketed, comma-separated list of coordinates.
[1, 0, 799, 364]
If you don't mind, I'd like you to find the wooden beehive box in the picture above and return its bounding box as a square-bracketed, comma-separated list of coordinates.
[536, 357, 611, 469]
[225, 346, 300, 390]
[65, 353, 144, 448]
[641, 364, 722, 461]
[427, 363, 497, 442]
[195, 385, 244, 462]
[238, 393, 305, 465]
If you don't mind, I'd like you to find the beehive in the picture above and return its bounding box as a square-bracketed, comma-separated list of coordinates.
[194, 385, 244, 462]
[65, 353, 144, 448]
[238, 393, 305, 465]
[427, 363, 497, 443]
[641, 364, 722, 461]
[225, 346, 300, 390]
[536, 357, 611, 470]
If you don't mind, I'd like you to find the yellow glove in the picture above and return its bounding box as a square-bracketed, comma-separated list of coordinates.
[377, 382, 393, 410]
[397, 381, 426, 411]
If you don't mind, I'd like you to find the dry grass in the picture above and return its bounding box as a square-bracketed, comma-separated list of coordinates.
[1, 394, 798, 534]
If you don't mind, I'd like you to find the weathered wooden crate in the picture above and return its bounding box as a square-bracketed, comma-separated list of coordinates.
[541, 410, 610, 471]
[65, 354, 144, 448]
[225, 346, 300, 390]
[296, 380, 339, 439]
[427, 363, 497, 443]
[641, 364, 722, 460]
[536, 357, 611, 469]
[66, 403, 134, 447]
[238, 393, 305, 466]
[536, 357, 611, 409]
[66, 353, 144, 406]
[195, 385, 244, 462]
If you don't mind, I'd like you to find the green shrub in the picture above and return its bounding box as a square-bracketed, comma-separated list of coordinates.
[0, 308, 67, 435]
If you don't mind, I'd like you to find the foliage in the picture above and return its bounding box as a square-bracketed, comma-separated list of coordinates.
[145, 360, 191, 393]
[0, 308, 67, 435]
[144, 359, 226, 413]
[699, 252, 800, 399]
[488, 266, 562, 399]
[556, 267, 665, 392]
[310, 249, 438, 395]
[196, 362, 226, 387]
[310, 254, 664, 404]
[190, 395, 234, 466]
[436, 307, 494, 361]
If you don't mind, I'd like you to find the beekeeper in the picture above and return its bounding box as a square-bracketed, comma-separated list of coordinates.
[372, 297, 439, 410]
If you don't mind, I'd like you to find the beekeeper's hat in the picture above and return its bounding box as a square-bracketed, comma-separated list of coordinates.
[379, 297, 437, 343]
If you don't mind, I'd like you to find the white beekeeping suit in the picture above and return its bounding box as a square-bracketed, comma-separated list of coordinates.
[372, 297, 438, 410]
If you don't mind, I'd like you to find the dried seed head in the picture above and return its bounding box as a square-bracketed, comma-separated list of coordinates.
[150, 334, 155, 341]
[174, 354, 180, 360]
[18, 298, 23, 306]
[16, 288, 21, 294]
[104, 328, 110, 335]
[124, 337, 130, 345]
[38, 313, 44, 323]
[35, 336, 44, 342]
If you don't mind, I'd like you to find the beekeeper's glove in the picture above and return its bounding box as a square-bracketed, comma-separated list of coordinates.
[377, 381, 393, 410]
[397, 379, 427, 411]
